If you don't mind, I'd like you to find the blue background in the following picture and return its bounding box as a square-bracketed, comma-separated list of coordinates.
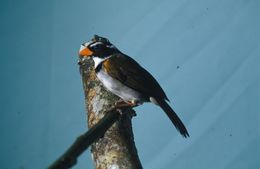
[1, 0, 259, 169]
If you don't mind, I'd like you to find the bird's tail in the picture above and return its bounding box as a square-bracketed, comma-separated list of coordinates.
[156, 99, 189, 138]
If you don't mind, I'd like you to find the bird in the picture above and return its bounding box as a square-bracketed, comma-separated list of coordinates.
[79, 35, 189, 138]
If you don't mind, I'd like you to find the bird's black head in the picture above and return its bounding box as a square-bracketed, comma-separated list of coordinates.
[79, 35, 118, 58]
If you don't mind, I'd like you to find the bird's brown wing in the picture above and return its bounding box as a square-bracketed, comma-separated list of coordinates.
[103, 53, 169, 101]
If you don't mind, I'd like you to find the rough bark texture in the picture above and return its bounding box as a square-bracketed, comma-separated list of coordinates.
[79, 57, 143, 169]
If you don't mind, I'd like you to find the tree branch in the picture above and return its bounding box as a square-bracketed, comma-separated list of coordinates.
[47, 110, 120, 169]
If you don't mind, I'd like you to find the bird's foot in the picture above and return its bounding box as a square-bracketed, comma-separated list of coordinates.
[114, 100, 137, 108]
[115, 100, 138, 117]
[104, 100, 137, 117]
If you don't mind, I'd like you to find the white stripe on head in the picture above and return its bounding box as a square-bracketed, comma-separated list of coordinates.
[89, 42, 103, 48]
[83, 41, 93, 47]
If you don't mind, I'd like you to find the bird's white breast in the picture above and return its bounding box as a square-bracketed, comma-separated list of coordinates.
[96, 70, 143, 103]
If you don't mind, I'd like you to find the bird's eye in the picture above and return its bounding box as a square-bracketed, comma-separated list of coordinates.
[92, 44, 101, 50]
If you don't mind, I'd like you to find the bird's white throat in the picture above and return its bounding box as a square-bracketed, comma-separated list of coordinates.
[92, 56, 111, 68]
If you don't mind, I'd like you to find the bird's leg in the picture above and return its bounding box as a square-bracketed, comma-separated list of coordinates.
[113, 100, 138, 117]
[115, 99, 137, 108]
[103, 99, 137, 119]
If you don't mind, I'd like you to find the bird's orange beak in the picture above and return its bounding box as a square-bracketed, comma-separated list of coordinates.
[79, 45, 93, 57]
